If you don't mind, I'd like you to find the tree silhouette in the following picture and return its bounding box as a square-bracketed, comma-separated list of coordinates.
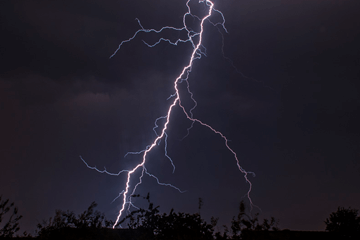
[34, 195, 281, 240]
[229, 201, 278, 240]
[36, 201, 112, 240]
[116, 193, 217, 240]
[0, 195, 22, 238]
[325, 206, 360, 239]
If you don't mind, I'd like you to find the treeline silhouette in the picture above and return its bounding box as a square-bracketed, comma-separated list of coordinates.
[1, 193, 359, 239]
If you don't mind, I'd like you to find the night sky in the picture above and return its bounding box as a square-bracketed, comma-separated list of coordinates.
[1, 0, 359, 234]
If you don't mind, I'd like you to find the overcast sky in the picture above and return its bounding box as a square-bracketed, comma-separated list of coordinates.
[1, 0, 359, 234]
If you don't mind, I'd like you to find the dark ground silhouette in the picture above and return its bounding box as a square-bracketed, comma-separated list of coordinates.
[1, 194, 359, 240]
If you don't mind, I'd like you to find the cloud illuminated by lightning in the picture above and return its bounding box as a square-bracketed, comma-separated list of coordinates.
[81, 0, 254, 228]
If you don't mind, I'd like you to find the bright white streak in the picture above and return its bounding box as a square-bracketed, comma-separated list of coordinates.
[81, 0, 255, 228]
[112, 0, 217, 228]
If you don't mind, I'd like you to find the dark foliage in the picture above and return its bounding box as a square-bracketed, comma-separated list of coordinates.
[0, 195, 22, 238]
[325, 206, 360, 239]
[34, 194, 280, 240]
[118, 195, 279, 240]
[36, 201, 113, 240]
[116, 193, 217, 240]
[229, 201, 278, 240]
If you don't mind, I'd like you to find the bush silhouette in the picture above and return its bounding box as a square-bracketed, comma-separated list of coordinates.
[228, 200, 278, 240]
[325, 206, 360, 239]
[115, 193, 216, 240]
[36, 201, 112, 240]
[0, 195, 22, 238]
[35, 194, 281, 240]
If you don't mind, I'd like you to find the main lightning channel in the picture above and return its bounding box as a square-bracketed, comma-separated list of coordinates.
[82, 0, 255, 228]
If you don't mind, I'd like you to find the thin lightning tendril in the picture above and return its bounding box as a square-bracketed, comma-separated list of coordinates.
[81, 0, 255, 229]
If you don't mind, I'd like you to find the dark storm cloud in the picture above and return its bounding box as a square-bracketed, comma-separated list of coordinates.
[221, 0, 360, 76]
[217, 0, 360, 230]
[0, 0, 359, 234]
[0, 0, 190, 83]
[0, 0, 120, 80]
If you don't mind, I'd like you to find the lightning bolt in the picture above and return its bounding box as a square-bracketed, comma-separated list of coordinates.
[81, 0, 255, 228]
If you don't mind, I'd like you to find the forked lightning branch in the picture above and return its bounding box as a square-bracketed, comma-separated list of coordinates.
[81, 0, 254, 228]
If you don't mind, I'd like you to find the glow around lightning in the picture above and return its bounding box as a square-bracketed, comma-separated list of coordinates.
[82, 0, 254, 228]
